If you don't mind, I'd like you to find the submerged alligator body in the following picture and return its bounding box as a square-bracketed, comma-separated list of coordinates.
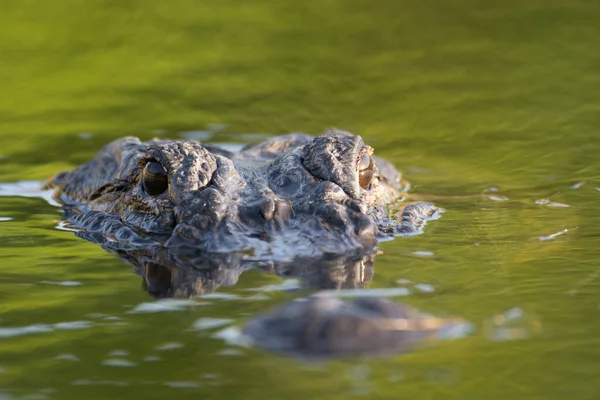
[45, 129, 449, 358]
[244, 296, 468, 358]
[46, 129, 437, 258]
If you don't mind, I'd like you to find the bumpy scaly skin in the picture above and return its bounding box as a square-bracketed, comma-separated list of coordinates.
[46, 129, 437, 258]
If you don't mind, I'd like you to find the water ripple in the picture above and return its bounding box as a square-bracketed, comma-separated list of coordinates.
[102, 359, 137, 367]
[127, 299, 205, 314]
[412, 251, 435, 257]
[39, 281, 82, 287]
[571, 182, 585, 189]
[155, 342, 184, 351]
[314, 287, 411, 298]
[191, 318, 232, 331]
[164, 381, 200, 388]
[54, 354, 80, 361]
[0, 181, 59, 207]
[539, 228, 571, 241]
[0, 321, 92, 338]
[535, 199, 570, 208]
[489, 195, 510, 201]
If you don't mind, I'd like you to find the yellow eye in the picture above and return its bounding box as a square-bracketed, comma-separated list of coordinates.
[358, 153, 373, 189]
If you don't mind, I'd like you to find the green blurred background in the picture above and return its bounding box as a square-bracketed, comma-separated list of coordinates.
[1, 0, 600, 399]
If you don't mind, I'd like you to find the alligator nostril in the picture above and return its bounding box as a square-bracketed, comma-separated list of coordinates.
[355, 216, 377, 242]
[260, 198, 275, 221]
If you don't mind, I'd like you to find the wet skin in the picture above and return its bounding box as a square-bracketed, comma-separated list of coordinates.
[46, 129, 438, 259]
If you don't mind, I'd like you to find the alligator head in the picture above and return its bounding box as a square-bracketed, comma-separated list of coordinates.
[45, 129, 437, 258]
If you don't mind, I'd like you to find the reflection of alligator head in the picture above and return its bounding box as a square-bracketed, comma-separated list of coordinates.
[45, 130, 438, 259]
[84, 233, 469, 359]
[77, 229, 377, 298]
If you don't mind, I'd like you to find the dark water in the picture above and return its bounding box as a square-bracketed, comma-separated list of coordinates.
[1, 1, 600, 399]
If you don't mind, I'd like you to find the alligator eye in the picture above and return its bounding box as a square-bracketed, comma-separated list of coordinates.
[142, 161, 168, 196]
[358, 153, 374, 189]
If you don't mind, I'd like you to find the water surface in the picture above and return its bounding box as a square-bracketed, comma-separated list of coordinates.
[1, 1, 600, 399]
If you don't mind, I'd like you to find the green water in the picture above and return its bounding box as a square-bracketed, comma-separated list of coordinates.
[1, 0, 600, 398]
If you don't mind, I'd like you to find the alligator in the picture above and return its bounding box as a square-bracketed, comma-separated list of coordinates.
[45, 129, 438, 258]
[44, 129, 454, 358]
